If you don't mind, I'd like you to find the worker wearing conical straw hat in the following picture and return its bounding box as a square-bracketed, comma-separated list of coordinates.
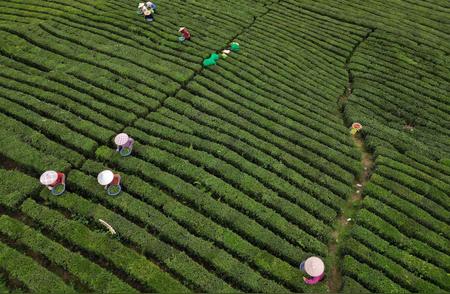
[115, 133, 134, 154]
[98, 170, 121, 194]
[299, 256, 325, 285]
[179, 27, 191, 41]
[40, 170, 65, 191]
[350, 122, 362, 135]
[139, 4, 154, 22]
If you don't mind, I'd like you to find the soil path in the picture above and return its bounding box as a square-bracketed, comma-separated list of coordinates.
[327, 29, 376, 293]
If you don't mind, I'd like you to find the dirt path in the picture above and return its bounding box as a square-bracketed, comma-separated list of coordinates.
[327, 136, 374, 292]
[327, 29, 376, 293]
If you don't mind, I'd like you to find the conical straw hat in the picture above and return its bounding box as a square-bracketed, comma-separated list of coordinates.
[304, 256, 325, 277]
[143, 9, 151, 16]
[114, 133, 129, 146]
[179, 27, 186, 32]
[98, 170, 114, 185]
[352, 122, 362, 129]
[40, 170, 58, 185]
[138, 3, 145, 8]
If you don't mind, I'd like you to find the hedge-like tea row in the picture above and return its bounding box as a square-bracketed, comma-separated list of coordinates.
[375, 147, 450, 186]
[94, 147, 327, 258]
[375, 165, 450, 210]
[341, 277, 370, 293]
[0, 59, 128, 128]
[200, 66, 353, 147]
[354, 209, 450, 271]
[363, 180, 449, 237]
[369, 173, 449, 223]
[341, 255, 406, 293]
[0, 216, 136, 293]
[81, 160, 316, 292]
[0, 169, 40, 209]
[342, 238, 442, 292]
[56, 10, 202, 66]
[0, 112, 84, 167]
[0, 55, 149, 119]
[0, 97, 97, 155]
[184, 81, 361, 176]
[0, 25, 181, 96]
[20, 198, 190, 293]
[362, 197, 449, 254]
[406, 151, 450, 178]
[130, 120, 345, 212]
[194, 73, 358, 161]
[147, 107, 354, 199]
[127, 127, 337, 226]
[2, 0, 449, 292]
[39, 21, 194, 84]
[0, 241, 74, 293]
[0, 86, 115, 143]
[175, 90, 356, 184]
[0, 130, 71, 175]
[349, 225, 450, 290]
[38, 188, 237, 293]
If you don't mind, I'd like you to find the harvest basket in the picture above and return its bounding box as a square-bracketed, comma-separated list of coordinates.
[107, 185, 121, 196]
[51, 184, 66, 196]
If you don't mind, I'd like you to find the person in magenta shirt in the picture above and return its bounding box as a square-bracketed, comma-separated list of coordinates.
[303, 272, 324, 285]
[300, 256, 325, 285]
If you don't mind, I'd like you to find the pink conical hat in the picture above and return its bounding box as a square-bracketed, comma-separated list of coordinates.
[304, 256, 325, 277]
[114, 133, 129, 146]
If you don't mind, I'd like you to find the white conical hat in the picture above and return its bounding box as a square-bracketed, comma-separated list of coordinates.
[114, 133, 129, 146]
[143, 9, 151, 16]
[138, 3, 145, 8]
[304, 257, 325, 277]
[40, 170, 58, 185]
[98, 170, 114, 185]
[179, 27, 186, 32]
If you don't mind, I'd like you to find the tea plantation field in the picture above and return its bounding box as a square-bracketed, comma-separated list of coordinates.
[0, 0, 449, 292]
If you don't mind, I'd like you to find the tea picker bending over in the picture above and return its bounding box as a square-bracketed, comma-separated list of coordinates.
[138, 2, 155, 21]
[40, 170, 66, 196]
[299, 256, 325, 285]
[178, 27, 191, 42]
[98, 170, 122, 196]
[115, 133, 134, 157]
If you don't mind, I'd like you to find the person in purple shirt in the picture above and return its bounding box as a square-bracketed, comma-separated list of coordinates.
[300, 256, 325, 285]
[117, 137, 134, 152]
[114, 133, 134, 155]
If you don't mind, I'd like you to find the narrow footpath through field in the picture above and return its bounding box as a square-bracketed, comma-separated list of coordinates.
[328, 29, 376, 292]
